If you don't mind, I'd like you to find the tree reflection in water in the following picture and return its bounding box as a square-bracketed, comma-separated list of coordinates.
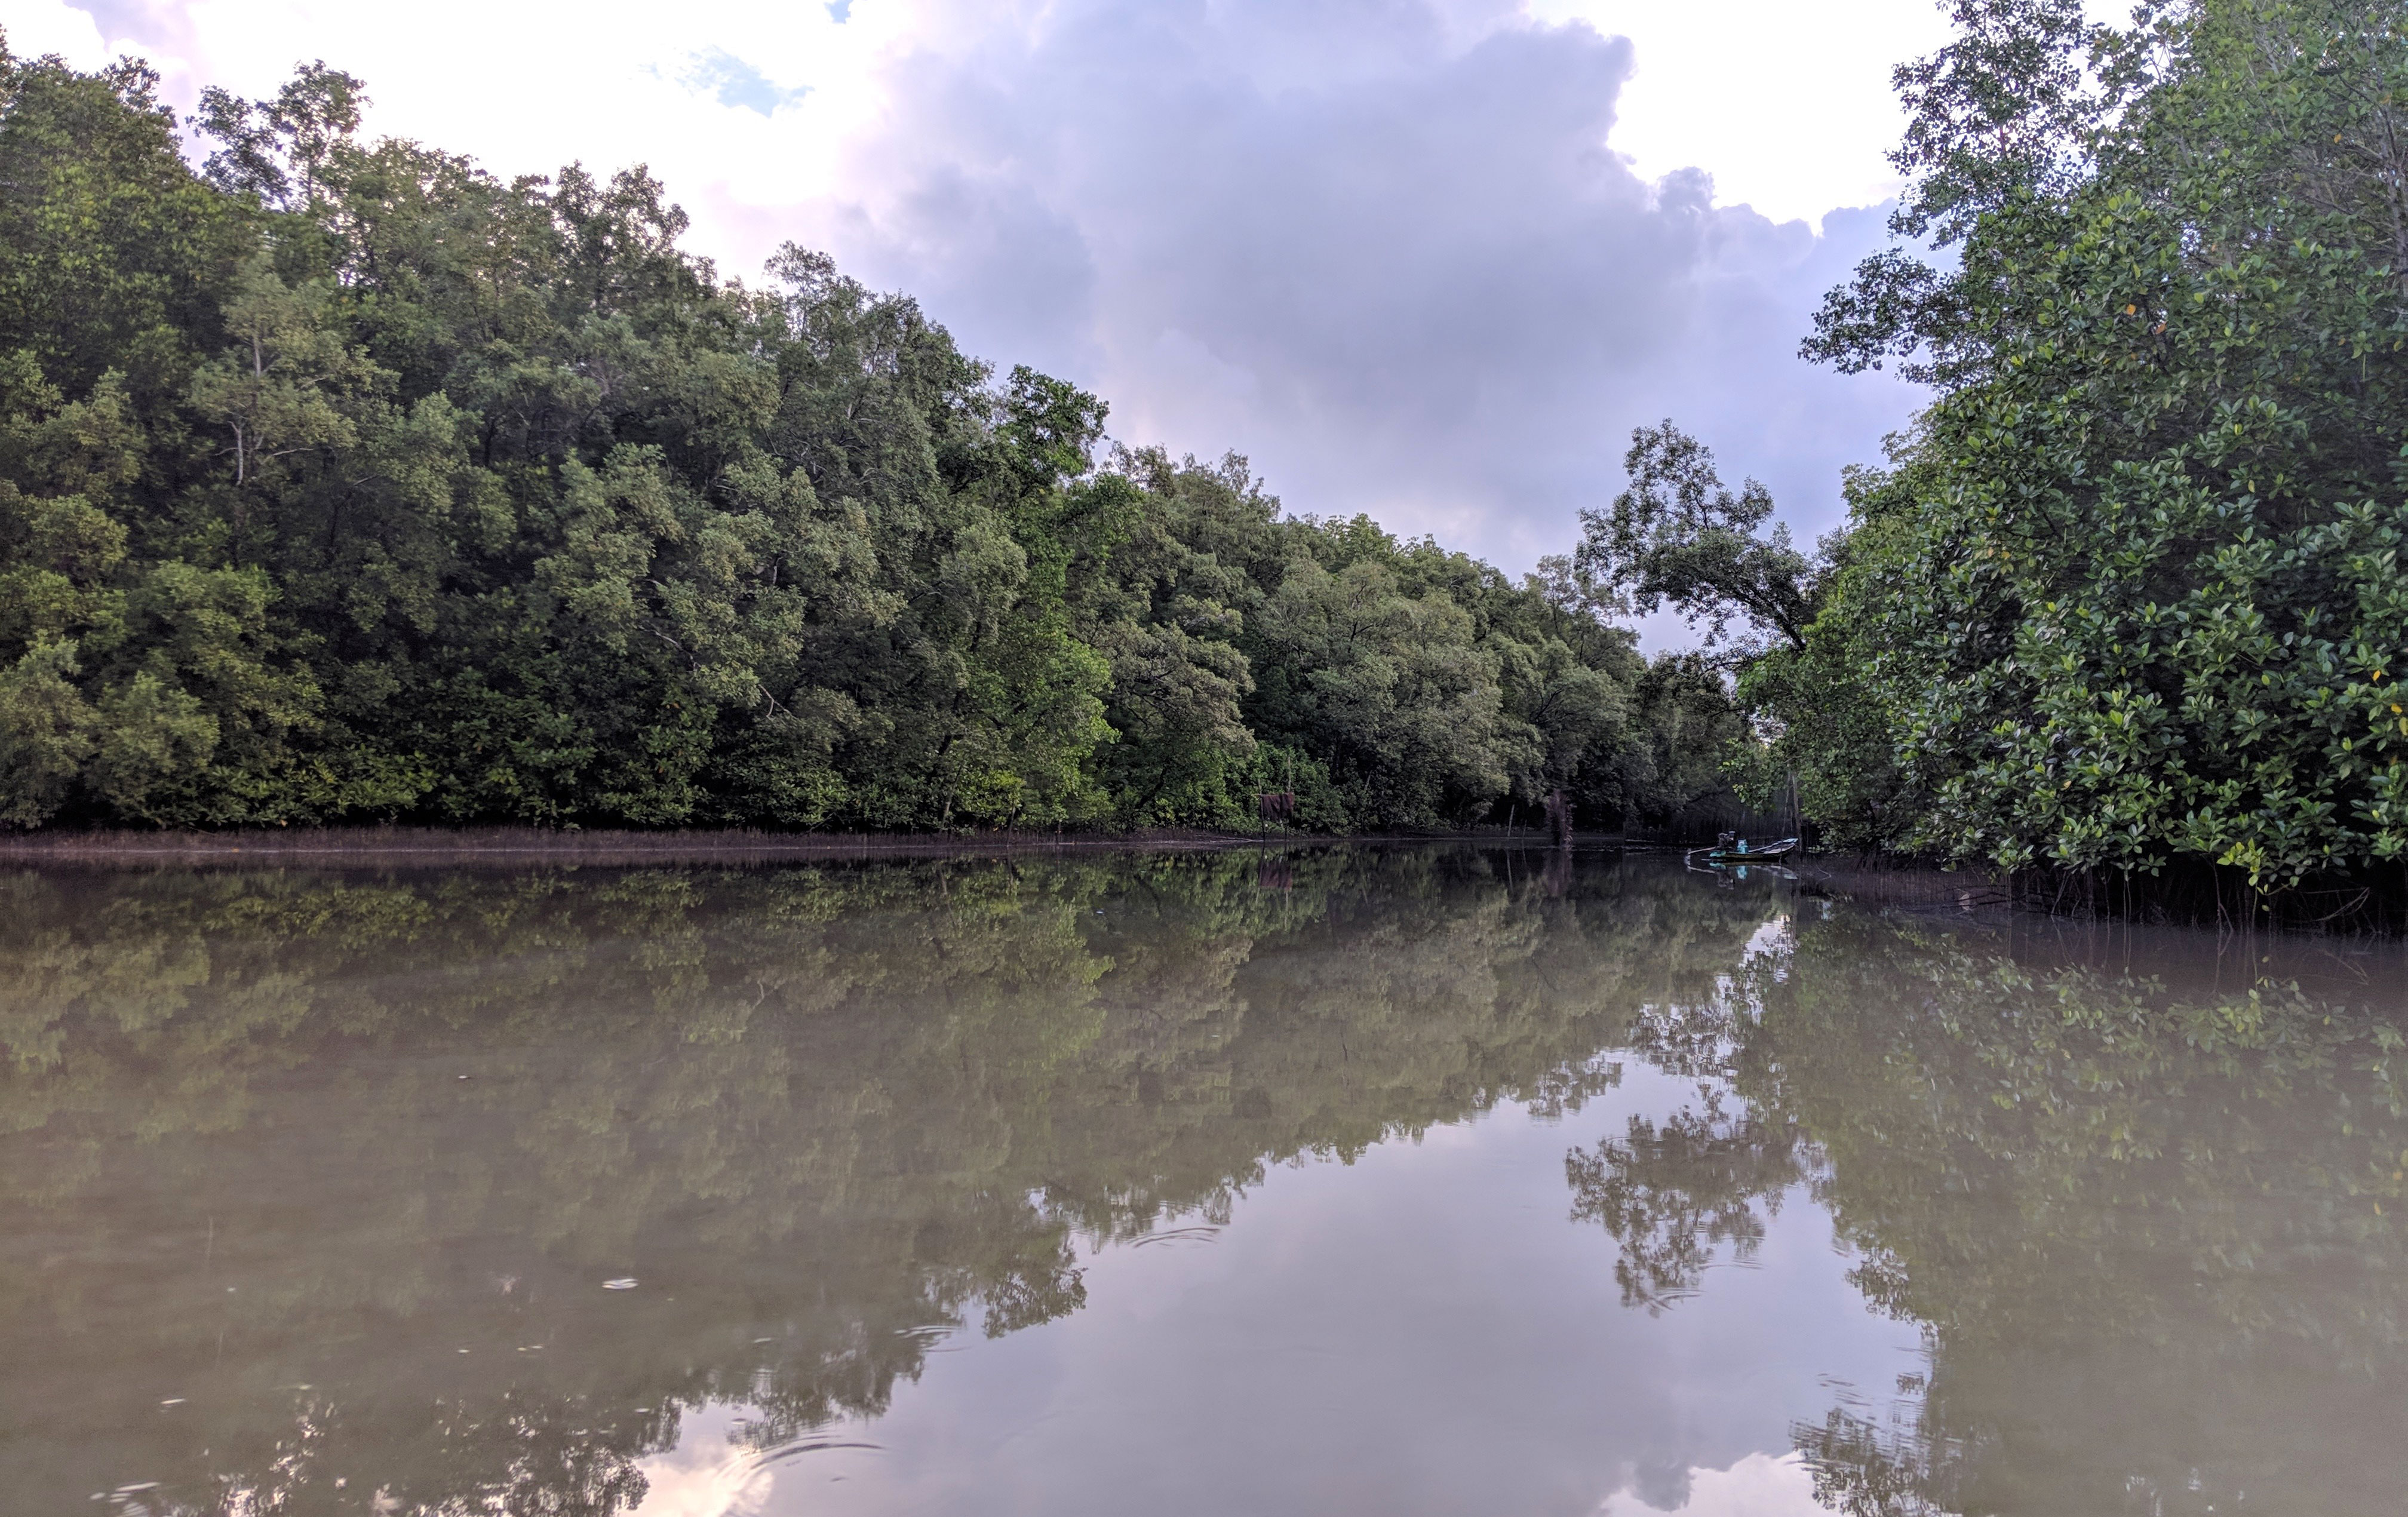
[1571, 904, 2408, 1516]
[11, 852, 2408, 1516]
[0, 849, 1764, 1515]
[1566, 1095, 1808, 1313]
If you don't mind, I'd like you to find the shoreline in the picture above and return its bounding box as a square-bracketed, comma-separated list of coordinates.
[0, 824, 1627, 868]
[4, 830, 2391, 935]
[0, 825, 1302, 867]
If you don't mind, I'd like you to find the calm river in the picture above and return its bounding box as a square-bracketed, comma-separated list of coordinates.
[8, 847, 2406, 1515]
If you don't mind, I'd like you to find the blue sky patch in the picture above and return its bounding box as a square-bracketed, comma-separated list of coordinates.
[686, 48, 809, 117]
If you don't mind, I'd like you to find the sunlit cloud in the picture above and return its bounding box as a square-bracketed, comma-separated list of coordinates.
[1598, 1450, 1828, 1516]
[41, 0, 1932, 586]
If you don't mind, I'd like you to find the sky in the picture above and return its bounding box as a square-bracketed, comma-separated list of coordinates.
[7, 0, 1946, 582]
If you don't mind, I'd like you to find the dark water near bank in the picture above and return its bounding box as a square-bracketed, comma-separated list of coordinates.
[7, 849, 2407, 1516]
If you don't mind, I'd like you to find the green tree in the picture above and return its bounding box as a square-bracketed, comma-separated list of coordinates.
[1775, 0, 2408, 888]
[0, 43, 1665, 836]
[1575, 420, 1820, 652]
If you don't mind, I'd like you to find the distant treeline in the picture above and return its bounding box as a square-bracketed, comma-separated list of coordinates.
[0, 41, 1737, 835]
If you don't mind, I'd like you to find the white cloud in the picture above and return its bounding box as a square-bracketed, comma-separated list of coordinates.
[758, 1, 1925, 567]
[53, 0, 1931, 594]
[1598, 1450, 1828, 1516]
[1540, 0, 1957, 223]
[629, 1407, 776, 1517]
[7, 0, 120, 66]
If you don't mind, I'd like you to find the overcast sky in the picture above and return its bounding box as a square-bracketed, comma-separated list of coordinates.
[12, 0, 1943, 581]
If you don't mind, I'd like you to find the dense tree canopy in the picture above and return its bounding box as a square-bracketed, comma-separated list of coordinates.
[0, 41, 1723, 836]
[1710, 0, 2408, 885]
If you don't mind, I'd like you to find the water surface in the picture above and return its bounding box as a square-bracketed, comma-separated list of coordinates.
[7, 848, 2405, 1515]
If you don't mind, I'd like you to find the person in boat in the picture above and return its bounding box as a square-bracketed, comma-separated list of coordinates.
[1735, 837, 1749, 853]
[1716, 830, 1737, 851]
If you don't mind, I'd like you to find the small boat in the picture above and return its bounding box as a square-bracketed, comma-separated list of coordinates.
[1689, 837, 1799, 865]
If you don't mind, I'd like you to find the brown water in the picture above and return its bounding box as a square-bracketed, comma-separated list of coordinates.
[6, 847, 2405, 1516]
